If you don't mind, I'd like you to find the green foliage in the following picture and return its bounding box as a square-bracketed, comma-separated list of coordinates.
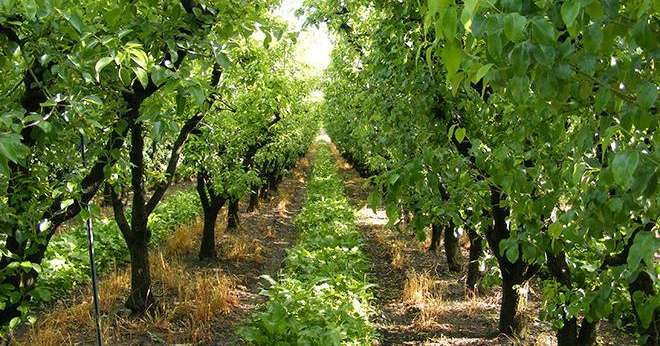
[240, 144, 376, 345]
[39, 189, 200, 297]
[304, 0, 658, 342]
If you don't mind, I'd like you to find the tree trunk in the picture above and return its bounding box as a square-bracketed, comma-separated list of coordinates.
[556, 317, 578, 346]
[268, 174, 279, 194]
[199, 204, 221, 260]
[247, 189, 259, 212]
[629, 270, 659, 346]
[126, 236, 154, 313]
[577, 319, 599, 346]
[227, 199, 239, 231]
[466, 227, 483, 291]
[444, 222, 462, 272]
[429, 223, 442, 253]
[499, 265, 525, 335]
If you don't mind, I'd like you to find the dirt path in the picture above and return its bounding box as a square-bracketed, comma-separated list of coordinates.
[326, 143, 551, 346]
[15, 146, 316, 346]
[210, 144, 316, 344]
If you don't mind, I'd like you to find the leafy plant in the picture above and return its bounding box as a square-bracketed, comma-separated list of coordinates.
[240, 144, 377, 345]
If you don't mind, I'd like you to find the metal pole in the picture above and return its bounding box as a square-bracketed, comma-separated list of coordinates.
[80, 134, 103, 346]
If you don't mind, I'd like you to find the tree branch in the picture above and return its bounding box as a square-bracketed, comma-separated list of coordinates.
[145, 113, 204, 215]
[109, 184, 132, 242]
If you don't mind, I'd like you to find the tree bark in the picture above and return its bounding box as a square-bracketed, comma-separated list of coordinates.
[247, 190, 259, 212]
[576, 319, 599, 346]
[485, 185, 531, 336]
[199, 204, 221, 259]
[126, 236, 154, 313]
[499, 265, 525, 335]
[429, 223, 442, 253]
[629, 270, 659, 346]
[444, 222, 462, 272]
[466, 227, 483, 291]
[227, 199, 240, 231]
[556, 317, 578, 346]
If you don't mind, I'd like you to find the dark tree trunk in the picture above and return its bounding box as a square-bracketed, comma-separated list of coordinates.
[485, 185, 531, 336]
[630, 270, 659, 346]
[556, 317, 578, 346]
[499, 265, 525, 335]
[466, 227, 483, 291]
[126, 235, 154, 313]
[429, 223, 442, 253]
[268, 174, 279, 194]
[444, 222, 462, 272]
[199, 204, 221, 259]
[227, 199, 240, 231]
[196, 170, 226, 260]
[577, 319, 599, 346]
[247, 189, 259, 212]
[260, 185, 269, 199]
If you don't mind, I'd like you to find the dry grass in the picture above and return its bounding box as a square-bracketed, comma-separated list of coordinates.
[390, 240, 406, 269]
[221, 232, 264, 263]
[162, 218, 201, 258]
[402, 271, 437, 305]
[402, 271, 450, 330]
[16, 222, 238, 345]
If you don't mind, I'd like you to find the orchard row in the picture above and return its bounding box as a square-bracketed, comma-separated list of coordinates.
[301, 0, 658, 345]
[0, 0, 319, 336]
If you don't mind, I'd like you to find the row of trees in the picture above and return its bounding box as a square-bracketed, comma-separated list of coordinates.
[302, 0, 657, 345]
[0, 0, 318, 336]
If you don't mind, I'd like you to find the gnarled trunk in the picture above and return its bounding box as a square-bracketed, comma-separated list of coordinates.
[444, 222, 462, 272]
[429, 223, 442, 253]
[199, 204, 222, 259]
[247, 189, 259, 212]
[227, 199, 240, 231]
[126, 236, 154, 313]
[466, 227, 483, 291]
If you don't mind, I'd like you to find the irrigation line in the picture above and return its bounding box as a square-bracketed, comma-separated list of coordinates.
[79, 134, 103, 346]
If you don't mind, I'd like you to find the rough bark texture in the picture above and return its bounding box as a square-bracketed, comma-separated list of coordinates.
[466, 227, 483, 291]
[227, 199, 240, 231]
[196, 169, 226, 260]
[247, 190, 259, 212]
[429, 223, 442, 253]
[126, 237, 154, 312]
[443, 222, 462, 272]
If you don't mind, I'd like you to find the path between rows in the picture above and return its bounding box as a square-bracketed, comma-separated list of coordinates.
[327, 142, 542, 346]
[16, 145, 317, 345]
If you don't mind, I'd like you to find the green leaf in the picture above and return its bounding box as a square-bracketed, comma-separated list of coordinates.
[611, 151, 640, 188]
[58, 9, 84, 34]
[461, 0, 480, 32]
[560, 0, 581, 27]
[637, 82, 657, 110]
[9, 317, 20, 330]
[454, 127, 466, 142]
[130, 49, 149, 69]
[214, 50, 231, 69]
[441, 42, 462, 77]
[189, 86, 206, 106]
[95, 57, 114, 82]
[133, 67, 149, 89]
[530, 17, 555, 45]
[627, 231, 656, 271]
[548, 222, 562, 239]
[0, 133, 27, 165]
[471, 63, 492, 83]
[503, 12, 527, 42]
